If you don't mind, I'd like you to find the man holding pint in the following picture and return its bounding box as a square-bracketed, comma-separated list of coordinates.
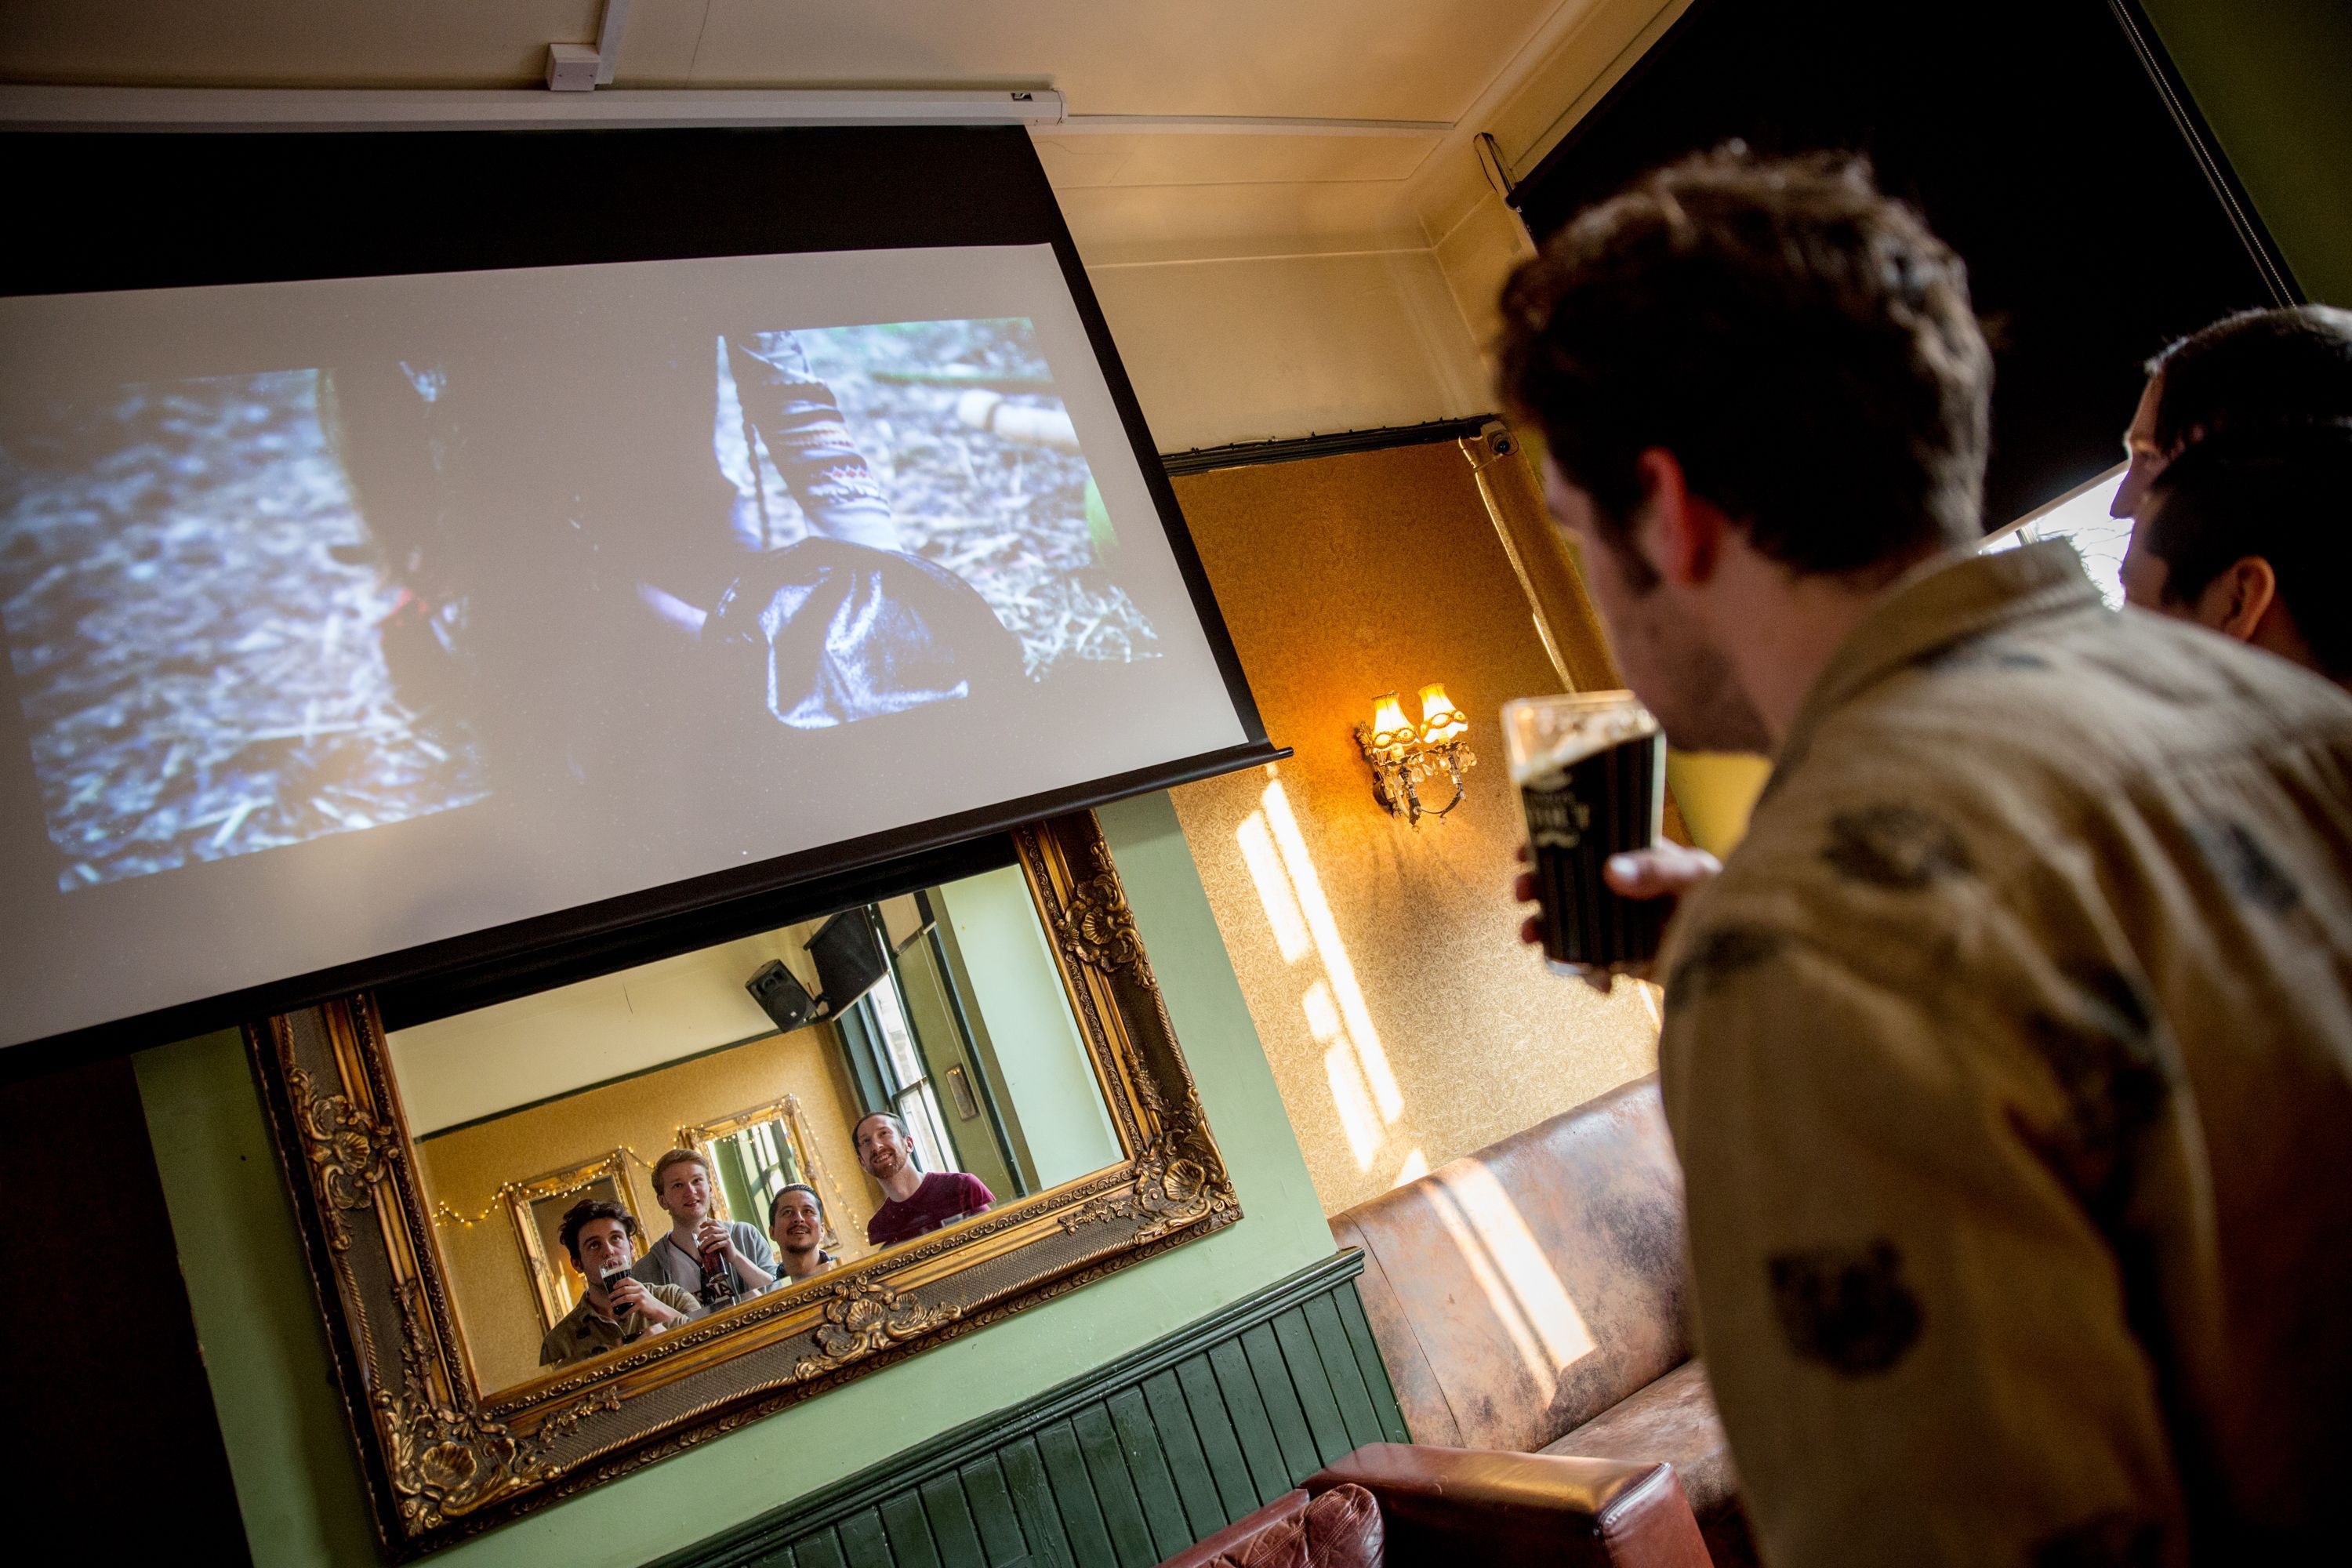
[632, 1149, 777, 1308]
[1502, 148, 2352, 1563]
[540, 1198, 699, 1370]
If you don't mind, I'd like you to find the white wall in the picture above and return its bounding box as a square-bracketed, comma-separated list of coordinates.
[387, 924, 823, 1134]
[1086, 249, 1491, 454]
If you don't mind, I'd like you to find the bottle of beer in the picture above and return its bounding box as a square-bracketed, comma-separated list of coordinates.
[698, 1240, 736, 1310]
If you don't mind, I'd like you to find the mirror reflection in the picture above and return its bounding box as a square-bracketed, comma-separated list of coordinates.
[387, 859, 1123, 1393]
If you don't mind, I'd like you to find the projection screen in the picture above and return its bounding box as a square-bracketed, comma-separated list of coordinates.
[0, 128, 1271, 1054]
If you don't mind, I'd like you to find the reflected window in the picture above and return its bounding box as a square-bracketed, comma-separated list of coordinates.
[857, 964, 956, 1180]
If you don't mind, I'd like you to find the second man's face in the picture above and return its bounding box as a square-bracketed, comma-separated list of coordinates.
[2112, 375, 2172, 523]
[659, 1163, 713, 1224]
[772, 1193, 823, 1251]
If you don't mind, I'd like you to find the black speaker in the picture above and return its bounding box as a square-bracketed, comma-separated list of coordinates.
[746, 960, 818, 1033]
[806, 911, 890, 1015]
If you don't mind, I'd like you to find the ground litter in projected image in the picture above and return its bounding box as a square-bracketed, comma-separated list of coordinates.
[0, 371, 492, 891]
[0, 316, 1158, 892]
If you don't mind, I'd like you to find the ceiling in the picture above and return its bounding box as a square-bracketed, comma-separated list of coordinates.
[0, 0, 1687, 260]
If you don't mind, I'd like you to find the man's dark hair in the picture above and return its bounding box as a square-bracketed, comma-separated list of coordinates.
[1498, 146, 1992, 583]
[558, 1197, 637, 1265]
[2143, 420, 2352, 677]
[2147, 305, 2352, 455]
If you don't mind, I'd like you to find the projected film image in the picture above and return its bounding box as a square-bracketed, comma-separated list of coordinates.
[0, 318, 1152, 892]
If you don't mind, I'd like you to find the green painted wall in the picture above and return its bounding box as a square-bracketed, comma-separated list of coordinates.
[2140, 0, 2352, 306]
[938, 863, 1122, 1188]
[136, 790, 1334, 1567]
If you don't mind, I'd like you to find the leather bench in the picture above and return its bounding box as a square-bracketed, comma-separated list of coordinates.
[1156, 1445, 1712, 1568]
[1329, 1076, 1755, 1566]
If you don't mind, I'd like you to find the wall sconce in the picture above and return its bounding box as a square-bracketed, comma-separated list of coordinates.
[1354, 684, 1476, 826]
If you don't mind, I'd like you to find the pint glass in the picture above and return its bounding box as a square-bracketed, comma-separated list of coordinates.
[1503, 691, 1668, 976]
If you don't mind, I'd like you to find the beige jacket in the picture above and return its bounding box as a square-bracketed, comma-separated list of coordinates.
[1660, 542, 2352, 1566]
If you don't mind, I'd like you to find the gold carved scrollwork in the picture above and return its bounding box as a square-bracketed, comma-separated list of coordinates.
[378, 1282, 619, 1532]
[1055, 840, 1153, 985]
[793, 1278, 963, 1381]
[252, 810, 1241, 1551]
[1061, 1080, 1235, 1244]
[284, 1062, 401, 1250]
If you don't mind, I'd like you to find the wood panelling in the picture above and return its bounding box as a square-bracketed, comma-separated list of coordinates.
[658, 1251, 1406, 1568]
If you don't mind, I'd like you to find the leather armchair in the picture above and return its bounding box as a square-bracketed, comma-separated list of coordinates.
[1154, 1443, 1714, 1568]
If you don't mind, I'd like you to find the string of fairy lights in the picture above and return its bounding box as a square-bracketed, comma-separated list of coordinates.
[425, 1144, 672, 1231]
[425, 1112, 862, 1241]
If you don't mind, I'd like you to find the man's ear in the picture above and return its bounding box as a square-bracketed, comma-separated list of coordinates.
[2194, 556, 2279, 642]
[1632, 448, 1727, 589]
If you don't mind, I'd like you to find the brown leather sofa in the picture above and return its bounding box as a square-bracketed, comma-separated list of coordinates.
[1156, 1444, 1713, 1568]
[1329, 1076, 1755, 1566]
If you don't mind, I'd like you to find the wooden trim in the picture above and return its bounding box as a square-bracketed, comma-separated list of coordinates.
[2104, 0, 2303, 307]
[653, 1250, 1403, 1568]
[1159, 419, 1495, 477]
[1454, 422, 1623, 695]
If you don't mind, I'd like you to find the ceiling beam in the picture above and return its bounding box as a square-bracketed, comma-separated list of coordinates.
[0, 83, 1069, 132]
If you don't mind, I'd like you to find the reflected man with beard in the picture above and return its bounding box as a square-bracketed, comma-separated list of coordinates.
[767, 1182, 841, 1284]
[855, 1110, 993, 1248]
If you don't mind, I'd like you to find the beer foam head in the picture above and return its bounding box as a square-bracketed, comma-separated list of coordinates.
[1503, 692, 1660, 786]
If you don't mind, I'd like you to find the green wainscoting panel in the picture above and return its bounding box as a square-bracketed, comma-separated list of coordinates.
[658, 1251, 1405, 1568]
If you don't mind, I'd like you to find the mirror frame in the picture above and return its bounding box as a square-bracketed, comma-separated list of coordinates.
[246, 809, 1240, 1559]
[502, 1148, 641, 1334]
[676, 1092, 848, 1251]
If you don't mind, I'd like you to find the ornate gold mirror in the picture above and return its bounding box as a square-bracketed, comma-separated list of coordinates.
[249, 811, 1238, 1559]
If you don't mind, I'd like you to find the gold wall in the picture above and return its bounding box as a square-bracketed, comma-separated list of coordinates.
[413, 1023, 877, 1394]
[1167, 438, 1664, 1217]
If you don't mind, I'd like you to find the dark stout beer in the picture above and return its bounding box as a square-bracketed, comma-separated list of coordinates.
[1504, 693, 1668, 975]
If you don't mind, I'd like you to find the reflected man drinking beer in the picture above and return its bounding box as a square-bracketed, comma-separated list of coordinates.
[540, 1198, 699, 1370]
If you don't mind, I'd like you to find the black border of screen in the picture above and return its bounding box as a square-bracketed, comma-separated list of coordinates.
[1, 125, 1276, 1074]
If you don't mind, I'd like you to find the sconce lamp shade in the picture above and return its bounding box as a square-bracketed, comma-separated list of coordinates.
[1417, 684, 1468, 744]
[1355, 680, 1477, 827]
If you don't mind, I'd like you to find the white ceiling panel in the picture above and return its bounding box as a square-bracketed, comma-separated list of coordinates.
[0, 0, 1661, 255]
[0, 0, 709, 87]
[684, 1, 1566, 120]
[1033, 129, 1442, 191]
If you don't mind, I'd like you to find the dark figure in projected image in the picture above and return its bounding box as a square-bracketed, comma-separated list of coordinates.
[630, 1148, 778, 1306]
[854, 1109, 993, 1248]
[0, 309, 1149, 892]
[767, 1182, 840, 1284]
[324, 325, 1025, 817]
[540, 1198, 699, 1370]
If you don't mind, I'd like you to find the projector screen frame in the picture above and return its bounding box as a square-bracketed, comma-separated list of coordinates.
[247, 808, 1240, 1558]
[0, 124, 1278, 1075]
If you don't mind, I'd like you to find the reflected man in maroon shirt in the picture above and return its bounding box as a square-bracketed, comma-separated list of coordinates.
[855, 1110, 994, 1248]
